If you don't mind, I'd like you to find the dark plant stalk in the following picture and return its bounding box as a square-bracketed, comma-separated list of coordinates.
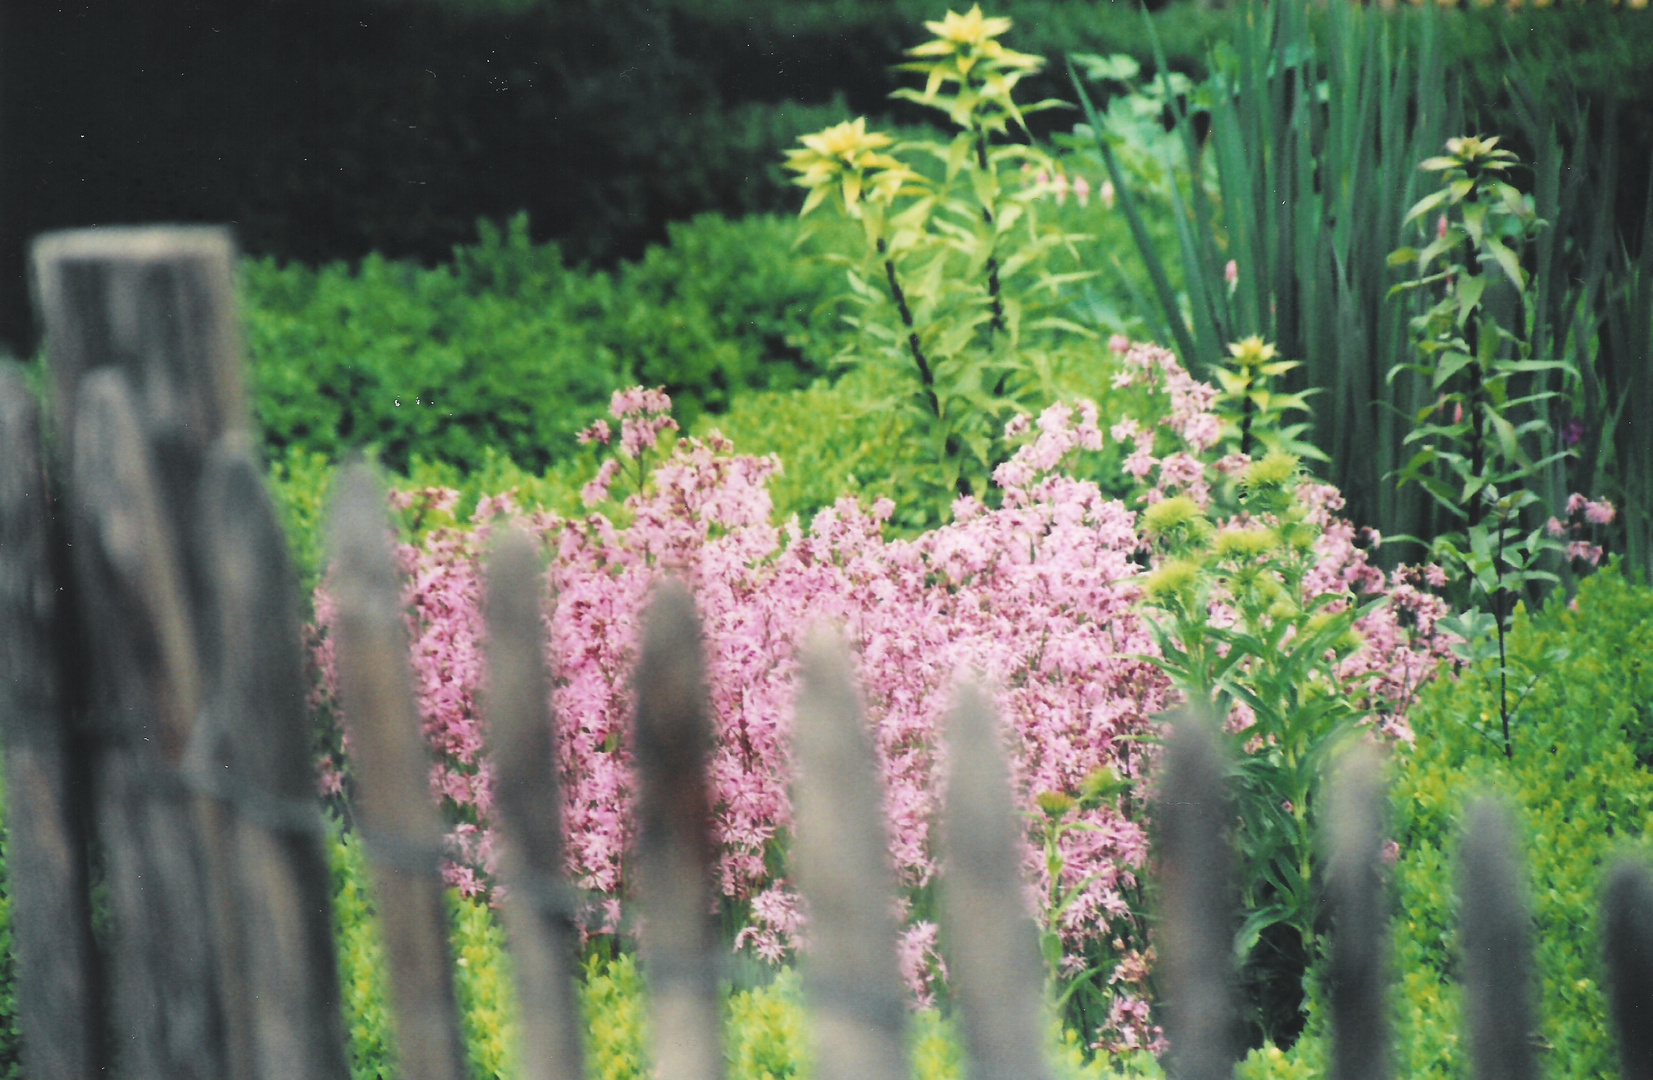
[972, 123, 1007, 337]
[1240, 371, 1257, 458]
[877, 237, 941, 417]
[1493, 499, 1512, 758]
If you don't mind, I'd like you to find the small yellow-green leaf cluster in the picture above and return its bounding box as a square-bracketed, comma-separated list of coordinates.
[783, 117, 920, 218]
[894, 5, 1047, 134]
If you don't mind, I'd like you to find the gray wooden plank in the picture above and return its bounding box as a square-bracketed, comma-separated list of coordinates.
[187, 440, 352, 1080]
[939, 683, 1052, 1080]
[1156, 712, 1237, 1080]
[1459, 798, 1538, 1080]
[328, 462, 469, 1080]
[70, 369, 225, 1080]
[0, 362, 102, 1076]
[631, 580, 724, 1080]
[1325, 740, 1391, 1080]
[791, 630, 910, 1080]
[1604, 858, 1653, 1080]
[483, 527, 585, 1080]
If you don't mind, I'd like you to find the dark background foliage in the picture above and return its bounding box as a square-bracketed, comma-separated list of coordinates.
[8, 0, 1648, 358]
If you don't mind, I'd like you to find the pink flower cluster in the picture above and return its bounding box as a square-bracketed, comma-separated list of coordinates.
[1548, 492, 1617, 567]
[308, 347, 1459, 1048]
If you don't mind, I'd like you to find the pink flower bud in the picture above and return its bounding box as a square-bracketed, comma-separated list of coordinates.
[1437, 214, 1450, 241]
[1100, 180, 1116, 209]
[1451, 402, 1463, 425]
[1074, 175, 1091, 207]
[1224, 259, 1238, 286]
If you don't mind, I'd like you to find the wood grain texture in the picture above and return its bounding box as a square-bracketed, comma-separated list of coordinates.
[0, 363, 101, 1076]
[329, 462, 469, 1080]
[939, 683, 1052, 1080]
[1326, 741, 1391, 1080]
[1156, 712, 1237, 1080]
[484, 527, 585, 1080]
[1460, 799, 1538, 1080]
[189, 441, 351, 1080]
[71, 369, 225, 1080]
[792, 630, 910, 1080]
[631, 580, 725, 1080]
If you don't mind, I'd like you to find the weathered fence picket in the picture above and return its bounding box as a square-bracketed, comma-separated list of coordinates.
[791, 631, 911, 1080]
[5, 224, 1653, 1080]
[485, 528, 588, 1080]
[0, 365, 100, 1077]
[330, 462, 471, 1080]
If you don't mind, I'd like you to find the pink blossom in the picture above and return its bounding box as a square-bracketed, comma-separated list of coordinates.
[1546, 517, 1566, 538]
[1224, 259, 1238, 286]
[1073, 175, 1092, 207]
[1568, 492, 1588, 516]
[1567, 541, 1604, 566]
[1585, 499, 1616, 526]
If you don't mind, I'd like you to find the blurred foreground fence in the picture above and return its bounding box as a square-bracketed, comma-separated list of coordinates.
[3, 227, 1653, 1079]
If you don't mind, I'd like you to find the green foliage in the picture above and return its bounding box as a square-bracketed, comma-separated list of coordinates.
[581, 952, 650, 1080]
[328, 828, 396, 1080]
[1071, 0, 1461, 545]
[784, 10, 1104, 511]
[245, 211, 844, 477]
[1246, 565, 1653, 1079]
[1139, 454, 1379, 1047]
[1390, 135, 1578, 757]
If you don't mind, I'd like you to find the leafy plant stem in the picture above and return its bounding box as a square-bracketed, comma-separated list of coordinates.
[877, 236, 941, 417]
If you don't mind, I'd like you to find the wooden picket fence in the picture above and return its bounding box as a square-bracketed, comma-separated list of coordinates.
[2, 226, 1653, 1080]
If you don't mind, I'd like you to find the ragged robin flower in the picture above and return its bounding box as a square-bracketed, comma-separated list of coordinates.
[783, 118, 918, 218]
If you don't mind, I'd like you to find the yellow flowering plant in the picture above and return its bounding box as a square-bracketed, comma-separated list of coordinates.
[783, 8, 1096, 521]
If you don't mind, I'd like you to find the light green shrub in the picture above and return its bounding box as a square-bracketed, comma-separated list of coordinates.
[1244, 564, 1653, 1078]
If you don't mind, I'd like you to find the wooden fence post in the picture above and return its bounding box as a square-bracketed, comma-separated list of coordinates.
[1325, 741, 1391, 1080]
[69, 369, 225, 1078]
[1604, 858, 1653, 1080]
[791, 631, 910, 1080]
[484, 527, 586, 1080]
[1460, 798, 1538, 1080]
[0, 363, 102, 1076]
[939, 683, 1053, 1080]
[329, 462, 469, 1080]
[188, 441, 352, 1080]
[32, 225, 254, 1078]
[1156, 712, 1238, 1080]
[631, 580, 725, 1080]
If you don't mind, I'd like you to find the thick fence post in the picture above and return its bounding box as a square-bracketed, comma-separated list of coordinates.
[1460, 799, 1538, 1080]
[32, 225, 253, 1077]
[70, 370, 225, 1078]
[939, 683, 1053, 1080]
[188, 442, 352, 1080]
[1157, 712, 1238, 1080]
[1325, 741, 1391, 1080]
[485, 527, 586, 1080]
[0, 363, 101, 1076]
[329, 462, 469, 1080]
[792, 631, 910, 1080]
[632, 580, 725, 1080]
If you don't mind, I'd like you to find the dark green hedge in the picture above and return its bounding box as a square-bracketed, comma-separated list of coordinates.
[9, 0, 1646, 355]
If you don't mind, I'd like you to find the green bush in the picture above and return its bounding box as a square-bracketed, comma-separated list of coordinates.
[1245, 564, 1653, 1078]
[245, 211, 847, 477]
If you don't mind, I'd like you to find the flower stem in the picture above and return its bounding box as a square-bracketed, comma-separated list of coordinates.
[877, 237, 941, 417]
